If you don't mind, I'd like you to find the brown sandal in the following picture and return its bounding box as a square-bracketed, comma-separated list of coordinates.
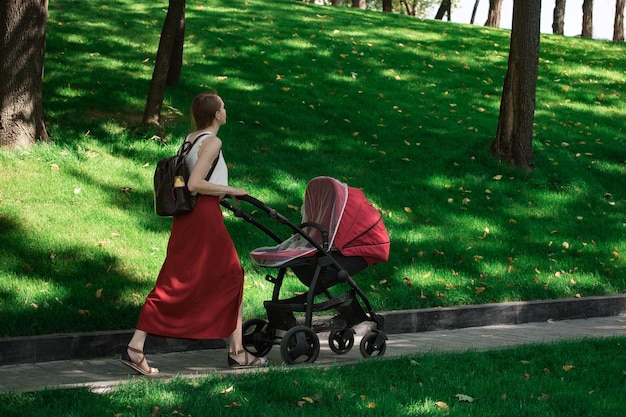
[228, 350, 269, 368]
[121, 346, 159, 376]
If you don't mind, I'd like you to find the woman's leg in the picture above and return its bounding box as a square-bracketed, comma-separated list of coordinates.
[227, 305, 268, 367]
[228, 304, 244, 354]
[122, 329, 159, 374]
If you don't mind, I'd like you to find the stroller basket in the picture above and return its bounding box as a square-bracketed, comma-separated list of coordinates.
[264, 289, 369, 332]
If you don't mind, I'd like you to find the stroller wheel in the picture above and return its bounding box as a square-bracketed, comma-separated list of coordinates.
[328, 329, 355, 355]
[242, 319, 274, 357]
[359, 330, 387, 358]
[280, 325, 320, 365]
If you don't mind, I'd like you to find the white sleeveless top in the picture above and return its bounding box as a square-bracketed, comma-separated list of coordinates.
[184, 131, 228, 186]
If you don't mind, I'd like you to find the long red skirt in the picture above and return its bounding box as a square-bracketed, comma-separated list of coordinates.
[136, 196, 243, 340]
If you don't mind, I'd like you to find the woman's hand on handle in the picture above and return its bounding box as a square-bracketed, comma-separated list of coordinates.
[226, 187, 248, 204]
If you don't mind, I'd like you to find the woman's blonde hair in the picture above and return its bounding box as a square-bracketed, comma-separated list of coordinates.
[191, 93, 222, 129]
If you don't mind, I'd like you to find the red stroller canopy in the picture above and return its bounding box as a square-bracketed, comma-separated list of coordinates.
[250, 177, 390, 267]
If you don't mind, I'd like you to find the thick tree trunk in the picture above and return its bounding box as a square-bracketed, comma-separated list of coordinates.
[142, 0, 185, 126]
[581, 0, 593, 38]
[435, 0, 452, 21]
[491, 0, 541, 169]
[382, 0, 393, 13]
[485, 0, 503, 27]
[552, 0, 566, 34]
[0, 0, 49, 148]
[614, 0, 625, 41]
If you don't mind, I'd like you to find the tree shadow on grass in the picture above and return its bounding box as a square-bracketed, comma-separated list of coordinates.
[5, 0, 622, 336]
[0, 211, 149, 337]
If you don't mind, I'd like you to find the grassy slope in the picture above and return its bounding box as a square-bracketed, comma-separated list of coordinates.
[0, 0, 624, 336]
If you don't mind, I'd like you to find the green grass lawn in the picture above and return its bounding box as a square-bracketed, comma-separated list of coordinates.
[1, 337, 624, 416]
[0, 0, 624, 337]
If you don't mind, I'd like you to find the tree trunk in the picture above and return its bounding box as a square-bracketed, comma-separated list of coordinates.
[435, 0, 452, 21]
[552, 0, 566, 34]
[485, 0, 503, 27]
[0, 0, 49, 148]
[491, 0, 541, 169]
[352, 0, 366, 10]
[402, 1, 416, 16]
[382, 0, 393, 13]
[142, 0, 185, 126]
[614, 0, 625, 41]
[167, 0, 186, 86]
[581, 0, 593, 38]
[471, 0, 480, 24]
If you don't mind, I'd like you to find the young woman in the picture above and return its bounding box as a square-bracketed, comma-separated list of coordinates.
[121, 93, 268, 375]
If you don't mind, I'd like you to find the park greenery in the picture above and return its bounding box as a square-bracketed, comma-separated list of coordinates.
[0, 0, 624, 339]
[1, 337, 624, 416]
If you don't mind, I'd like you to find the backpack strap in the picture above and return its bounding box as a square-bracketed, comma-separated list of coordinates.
[205, 149, 221, 182]
[177, 132, 209, 156]
[179, 133, 221, 181]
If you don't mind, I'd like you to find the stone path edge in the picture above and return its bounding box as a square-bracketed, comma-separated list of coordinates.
[1, 294, 624, 366]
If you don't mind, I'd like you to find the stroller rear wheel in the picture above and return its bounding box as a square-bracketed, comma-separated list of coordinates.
[242, 319, 274, 357]
[359, 330, 387, 358]
[328, 329, 355, 354]
[280, 325, 320, 365]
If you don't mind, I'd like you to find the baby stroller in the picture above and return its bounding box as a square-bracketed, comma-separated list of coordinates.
[220, 176, 390, 365]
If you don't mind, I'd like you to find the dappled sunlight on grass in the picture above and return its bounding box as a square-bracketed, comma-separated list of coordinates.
[0, 0, 624, 336]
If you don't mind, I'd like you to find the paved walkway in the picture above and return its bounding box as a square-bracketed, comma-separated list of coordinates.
[1, 315, 624, 393]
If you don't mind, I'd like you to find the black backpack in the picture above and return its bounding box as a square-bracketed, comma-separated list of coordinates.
[153, 135, 218, 217]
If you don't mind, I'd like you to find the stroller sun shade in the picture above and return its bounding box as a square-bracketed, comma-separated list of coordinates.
[250, 177, 390, 268]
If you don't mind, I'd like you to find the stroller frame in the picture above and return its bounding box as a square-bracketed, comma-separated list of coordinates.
[221, 194, 387, 365]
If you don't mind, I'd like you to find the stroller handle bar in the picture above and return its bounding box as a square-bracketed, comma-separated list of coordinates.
[220, 195, 282, 244]
[221, 194, 330, 252]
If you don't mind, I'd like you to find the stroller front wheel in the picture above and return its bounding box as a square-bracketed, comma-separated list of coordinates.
[328, 329, 355, 354]
[280, 325, 320, 365]
[359, 330, 387, 358]
[242, 318, 274, 357]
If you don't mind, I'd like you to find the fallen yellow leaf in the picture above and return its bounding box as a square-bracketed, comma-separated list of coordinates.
[435, 401, 449, 411]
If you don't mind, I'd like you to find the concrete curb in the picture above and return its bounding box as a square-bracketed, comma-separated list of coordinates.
[1, 294, 624, 366]
[382, 294, 626, 333]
